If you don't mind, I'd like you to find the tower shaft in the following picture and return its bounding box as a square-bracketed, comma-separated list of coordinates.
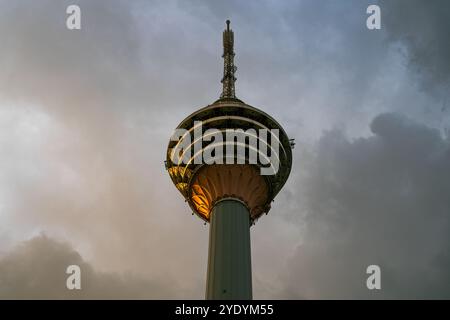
[206, 199, 252, 300]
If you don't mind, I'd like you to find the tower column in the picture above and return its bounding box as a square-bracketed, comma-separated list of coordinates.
[206, 199, 252, 300]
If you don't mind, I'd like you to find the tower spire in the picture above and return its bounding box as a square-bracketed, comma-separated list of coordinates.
[220, 20, 237, 99]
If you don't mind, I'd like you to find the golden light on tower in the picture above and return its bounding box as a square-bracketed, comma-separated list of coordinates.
[165, 20, 293, 299]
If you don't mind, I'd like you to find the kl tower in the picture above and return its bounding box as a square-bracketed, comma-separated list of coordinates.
[166, 20, 293, 300]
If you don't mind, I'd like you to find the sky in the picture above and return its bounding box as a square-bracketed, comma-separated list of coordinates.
[0, 0, 449, 299]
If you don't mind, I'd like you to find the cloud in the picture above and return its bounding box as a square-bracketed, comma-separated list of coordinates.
[381, 0, 450, 92]
[0, 234, 173, 299]
[0, 0, 208, 298]
[279, 112, 450, 298]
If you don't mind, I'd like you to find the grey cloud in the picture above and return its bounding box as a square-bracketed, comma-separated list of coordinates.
[0, 0, 209, 298]
[381, 0, 450, 92]
[0, 234, 172, 299]
[279, 112, 450, 298]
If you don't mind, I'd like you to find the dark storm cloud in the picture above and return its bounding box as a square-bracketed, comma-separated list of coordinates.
[0, 235, 172, 299]
[381, 0, 450, 92]
[279, 113, 450, 298]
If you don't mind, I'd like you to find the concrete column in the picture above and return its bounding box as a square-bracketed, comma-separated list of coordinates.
[206, 199, 252, 300]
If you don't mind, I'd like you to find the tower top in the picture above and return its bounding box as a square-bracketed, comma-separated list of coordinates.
[220, 20, 237, 99]
[166, 19, 293, 223]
